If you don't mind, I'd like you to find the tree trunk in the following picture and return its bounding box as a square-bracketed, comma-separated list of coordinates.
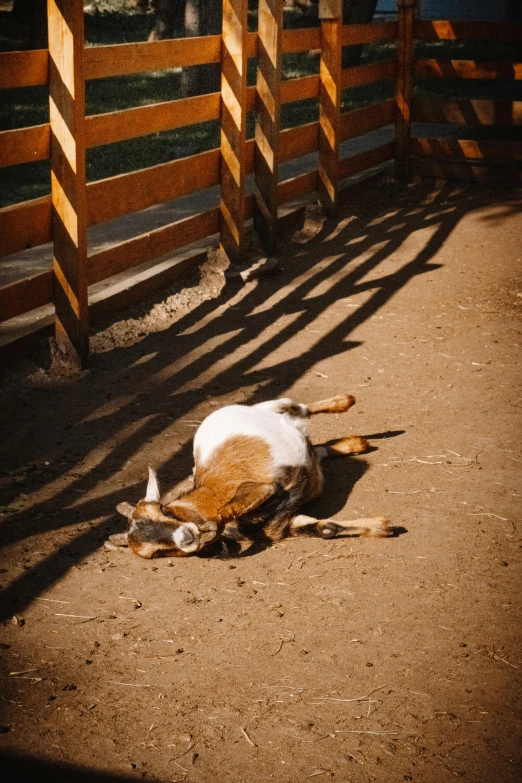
[181, 0, 222, 97]
[147, 0, 185, 41]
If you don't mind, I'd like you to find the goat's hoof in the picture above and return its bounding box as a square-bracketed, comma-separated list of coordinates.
[104, 540, 121, 552]
[319, 522, 339, 539]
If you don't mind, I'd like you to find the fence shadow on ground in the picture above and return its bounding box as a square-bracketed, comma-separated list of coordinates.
[0, 752, 149, 783]
[1, 181, 520, 622]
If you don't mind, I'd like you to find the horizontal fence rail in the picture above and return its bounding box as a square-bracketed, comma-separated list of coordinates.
[1, 0, 521, 367]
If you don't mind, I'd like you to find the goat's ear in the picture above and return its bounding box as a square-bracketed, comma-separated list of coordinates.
[116, 502, 135, 519]
[145, 464, 160, 502]
[219, 482, 275, 520]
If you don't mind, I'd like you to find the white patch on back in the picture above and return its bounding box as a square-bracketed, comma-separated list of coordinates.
[194, 403, 310, 469]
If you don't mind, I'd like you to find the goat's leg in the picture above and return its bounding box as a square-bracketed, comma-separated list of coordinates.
[314, 436, 369, 460]
[306, 395, 356, 416]
[104, 532, 129, 551]
[289, 514, 391, 538]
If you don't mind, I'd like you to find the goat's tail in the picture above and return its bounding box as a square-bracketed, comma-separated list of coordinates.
[306, 394, 356, 416]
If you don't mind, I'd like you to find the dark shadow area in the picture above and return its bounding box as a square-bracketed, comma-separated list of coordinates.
[0, 752, 147, 783]
[304, 455, 368, 521]
[1, 180, 520, 621]
[362, 429, 405, 440]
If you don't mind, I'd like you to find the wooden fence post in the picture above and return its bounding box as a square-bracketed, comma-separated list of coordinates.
[220, 0, 248, 266]
[47, 0, 89, 368]
[395, 0, 416, 180]
[318, 0, 343, 216]
[254, 0, 283, 253]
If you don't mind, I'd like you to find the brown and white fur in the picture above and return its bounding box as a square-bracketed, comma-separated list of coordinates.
[106, 394, 391, 558]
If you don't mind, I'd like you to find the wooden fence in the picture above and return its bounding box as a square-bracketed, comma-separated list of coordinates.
[0, 0, 520, 368]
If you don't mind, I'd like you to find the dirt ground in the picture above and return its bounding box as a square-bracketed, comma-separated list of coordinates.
[0, 179, 521, 783]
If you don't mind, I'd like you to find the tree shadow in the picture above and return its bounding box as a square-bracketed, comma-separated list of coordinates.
[0, 180, 511, 621]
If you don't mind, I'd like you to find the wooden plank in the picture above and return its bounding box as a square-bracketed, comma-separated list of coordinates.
[282, 27, 321, 53]
[0, 210, 221, 326]
[89, 250, 207, 324]
[246, 84, 256, 112]
[0, 50, 48, 88]
[86, 148, 219, 227]
[416, 59, 522, 80]
[342, 21, 398, 47]
[279, 122, 319, 163]
[338, 141, 395, 180]
[254, 0, 284, 253]
[319, 11, 342, 215]
[0, 196, 52, 258]
[413, 98, 522, 125]
[280, 74, 320, 104]
[395, 0, 415, 180]
[340, 98, 395, 141]
[0, 124, 50, 168]
[278, 170, 318, 206]
[85, 93, 220, 148]
[412, 137, 522, 161]
[413, 157, 522, 186]
[246, 137, 255, 174]
[414, 20, 522, 42]
[48, 0, 89, 367]
[0, 271, 53, 324]
[220, 0, 248, 264]
[87, 208, 219, 285]
[341, 59, 396, 90]
[245, 30, 257, 60]
[84, 35, 222, 80]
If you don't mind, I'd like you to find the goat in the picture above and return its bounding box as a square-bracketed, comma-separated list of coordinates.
[105, 394, 391, 558]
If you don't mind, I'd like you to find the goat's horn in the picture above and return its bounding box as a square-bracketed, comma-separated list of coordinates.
[145, 464, 160, 502]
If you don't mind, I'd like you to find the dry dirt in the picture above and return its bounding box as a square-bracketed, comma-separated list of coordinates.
[0, 179, 521, 783]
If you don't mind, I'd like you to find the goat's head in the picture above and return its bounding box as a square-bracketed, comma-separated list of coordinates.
[116, 466, 220, 558]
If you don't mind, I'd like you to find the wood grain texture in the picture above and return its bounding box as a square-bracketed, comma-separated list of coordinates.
[0, 271, 54, 324]
[279, 122, 319, 163]
[220, 0, 248, 264]
[416, 59, 522, 80]
[340, 99, 395, 141]
[87, 148, 220, 226]
[412, 138, 522, 161]
[0, 125, 50, 168]
[342, 21, 398, 47]
[395, 0, 415, 180]
[338, 142, 394, 180]
[278, 170, 318, 206]
[341, 59, 396, 90]
[0, 196, 52, 258]
[85, 93, 220, 148]
[280, 74, 320, 104]
[319, 14, 342, 215]
[282, 27, 321, 54]
[48, 0, 89, 366]
[0, 49, 48, 88]
[254, 0, 283, 252]
[413, 98, 522, 125]
[84, 35, 222, 80]
[413, 157, 522, 185]
[87, 209, 219, 285]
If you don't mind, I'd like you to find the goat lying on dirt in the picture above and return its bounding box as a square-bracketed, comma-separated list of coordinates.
[105, 395, 391, 558]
